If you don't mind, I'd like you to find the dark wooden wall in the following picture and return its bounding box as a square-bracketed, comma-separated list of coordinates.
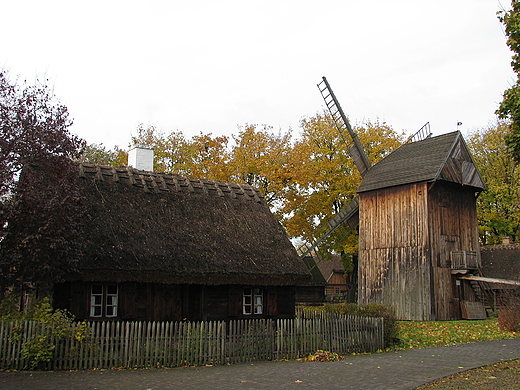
[53, 282, 297, 321]
[428, 182, 480, 320]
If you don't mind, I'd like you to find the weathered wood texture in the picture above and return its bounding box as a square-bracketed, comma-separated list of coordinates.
[428, 183, 481, 320]
[359, 182, 481, 321]
[427, 183, 480, 269]
[359, 183, 431, 320]
[0, 316, 383, 370]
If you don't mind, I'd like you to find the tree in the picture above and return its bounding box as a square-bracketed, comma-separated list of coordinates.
[281, 113, 404, 256]
[130, 124, 194, 175]
[228, 125, 293, 206]
[467, 122, 520, 243]
[0, 70, 85, 291]
[189, 132, 232, 182]
[497, 1, 520, 161]
[78, 143, 125, 166]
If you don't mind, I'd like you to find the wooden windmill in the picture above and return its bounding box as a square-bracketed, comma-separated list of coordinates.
[301, 77, 488, 321]
[297, 77, 431, 258]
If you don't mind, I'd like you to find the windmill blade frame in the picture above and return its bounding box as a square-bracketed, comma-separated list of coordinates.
[317, 76, 371, 177]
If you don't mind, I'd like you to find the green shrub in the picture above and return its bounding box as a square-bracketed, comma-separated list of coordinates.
[1, 295, 90, 369]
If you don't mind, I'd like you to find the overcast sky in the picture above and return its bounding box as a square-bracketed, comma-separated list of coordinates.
[1, 0, 516, 149]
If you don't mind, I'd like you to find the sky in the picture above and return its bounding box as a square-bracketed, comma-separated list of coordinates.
[1, 0, 516, 149]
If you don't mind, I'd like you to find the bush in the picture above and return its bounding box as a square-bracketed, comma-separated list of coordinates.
[498, 291, 520, 332]
[1, 294, 90, 369]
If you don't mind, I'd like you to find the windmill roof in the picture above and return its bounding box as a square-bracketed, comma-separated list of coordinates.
[357, 131, 486, 193]
[7, 163, 311, 286]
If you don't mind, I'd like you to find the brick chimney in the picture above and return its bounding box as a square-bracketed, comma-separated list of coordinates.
[128, 145, 154, 172]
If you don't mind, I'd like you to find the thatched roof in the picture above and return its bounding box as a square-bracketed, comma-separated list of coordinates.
[358, 131, 486, 193]
[20, 163, 311, 286]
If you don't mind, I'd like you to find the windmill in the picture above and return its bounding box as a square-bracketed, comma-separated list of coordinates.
[297, 77, 431, 259]
[299, 78, 490, 321]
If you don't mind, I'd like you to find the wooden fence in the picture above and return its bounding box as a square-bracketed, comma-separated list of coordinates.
[0, 314, 383, 370]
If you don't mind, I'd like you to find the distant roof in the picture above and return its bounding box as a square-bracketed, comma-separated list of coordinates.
[315, 254, 345, 283]
[357, 131, 486, 193]
[481, 244, 520, 283]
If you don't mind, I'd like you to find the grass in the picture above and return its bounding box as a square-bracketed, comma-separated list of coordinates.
[415, 359, 520, 389]
[393, 317, 520, 350]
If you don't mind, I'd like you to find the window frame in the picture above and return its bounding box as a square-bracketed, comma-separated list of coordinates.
[243, 287, 263, 316]
[90, 284, 118, 318]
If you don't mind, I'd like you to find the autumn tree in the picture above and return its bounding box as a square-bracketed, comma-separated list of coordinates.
[0, 70, 86, 291]
[497, 1, 520, 161]
[189, 133, 232, 182]
[228, 125, 293, 206]
[467, 122, 520, 243]
[282, 113, 404, 256]
[78, 143, 126, 166]
[129, 124, 194, 175]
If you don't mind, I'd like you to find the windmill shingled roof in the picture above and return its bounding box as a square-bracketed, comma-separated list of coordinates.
[357, 131, 485, 193]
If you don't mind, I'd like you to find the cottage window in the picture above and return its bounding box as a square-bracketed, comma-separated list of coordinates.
[90, 284, 118, 318]
[243, 288, 263, 315]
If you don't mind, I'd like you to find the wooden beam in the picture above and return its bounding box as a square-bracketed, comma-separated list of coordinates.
[459, 275, 520, 286]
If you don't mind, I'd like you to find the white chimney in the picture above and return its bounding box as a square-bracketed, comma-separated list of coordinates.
[128, 145, 154, 172]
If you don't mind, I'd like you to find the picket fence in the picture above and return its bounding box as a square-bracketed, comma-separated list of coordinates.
[0, 314, 383, 370]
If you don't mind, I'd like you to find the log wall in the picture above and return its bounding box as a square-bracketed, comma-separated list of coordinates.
[53, 282, 297, 322]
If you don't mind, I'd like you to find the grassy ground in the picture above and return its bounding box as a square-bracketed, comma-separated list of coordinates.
[395, 318, 519, 350]
[392, 318, 520, 389]
[416, 359, 520, 389]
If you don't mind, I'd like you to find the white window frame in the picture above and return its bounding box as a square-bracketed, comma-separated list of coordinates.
[243, 287, 263, 315]
[90, 284, 118, 318]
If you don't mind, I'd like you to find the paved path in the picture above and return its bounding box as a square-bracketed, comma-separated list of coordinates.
[1, 339, 519, 390]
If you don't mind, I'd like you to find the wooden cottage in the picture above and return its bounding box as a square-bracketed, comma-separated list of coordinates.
[357, 131, 486, 320]
[5, 162, 311, 321]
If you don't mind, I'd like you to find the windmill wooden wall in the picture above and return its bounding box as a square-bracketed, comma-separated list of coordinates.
[428, 183, 481, 320]
[358, 182, 432, 320]
[358, 182, 481, 320]
[357, 132, 485, 321]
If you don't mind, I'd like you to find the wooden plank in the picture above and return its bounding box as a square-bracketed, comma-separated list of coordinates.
[460, 275, 520, 286]
[461, 301, 487, 320]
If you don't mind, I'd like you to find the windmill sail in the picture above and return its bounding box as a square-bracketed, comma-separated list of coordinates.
[296, 197, 360, 258]
[406, 122, 432, 143]
[298, 78, 372, 258]
[317, 76, 371, 177]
